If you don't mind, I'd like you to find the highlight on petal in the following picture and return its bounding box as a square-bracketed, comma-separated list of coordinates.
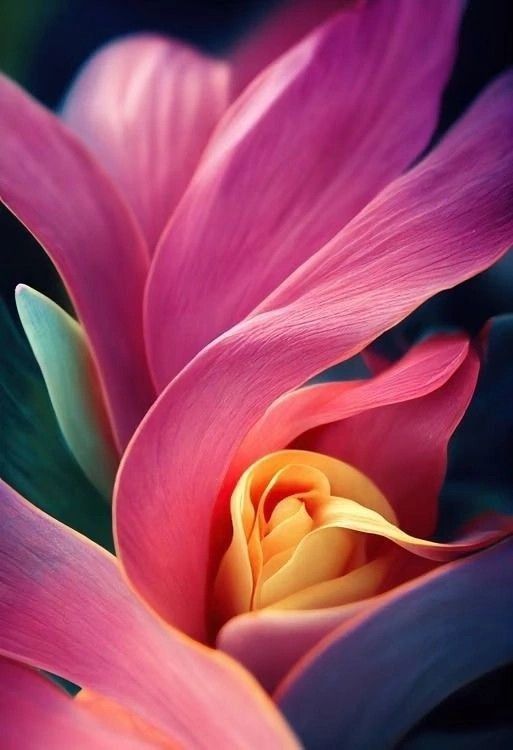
[0, 658, 165, 750]
[62, 35, 229, 250]
[146, 0, 463, 388]
[0, 480, 298, 748]
[230, 0, 351, 96]
[276, 539, 513, 749]
[116, 71, 513, 642]
[16, 285, 117, 498]
[0, 74, 153, 449]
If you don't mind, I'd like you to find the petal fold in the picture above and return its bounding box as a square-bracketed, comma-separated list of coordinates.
[146, 0, 463, 388]
[116, 71, 513, 640]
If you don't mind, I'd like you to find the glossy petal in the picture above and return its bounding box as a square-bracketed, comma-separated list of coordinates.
[16, 285, 117, 498]
[0, 300, 112, 549]
[276, 539, 513, 749]
[117, 71, 513, 641]
[62, 36, 229, 250]
[0, 481, 298, 748]
[0, 658, 165, 750]
[0, 74, 153, 449]
[146, 0, 463, 388]
[230, 0, 352, 96]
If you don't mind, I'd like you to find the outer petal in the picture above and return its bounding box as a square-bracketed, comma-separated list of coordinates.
[116, 71, 513, 641]
[16, 285, 117, 498]
[0, 658, 166, 750]
[146, 0, 463, 388]
[0, 481, 298, 749]
[62, 36, 230, 250]
[230, 0, 353, 96]
[0, 75, 153, 449]
[276, 539, 513, 749]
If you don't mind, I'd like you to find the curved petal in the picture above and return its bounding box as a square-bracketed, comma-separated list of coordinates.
[62, 35, 229, 250]
[228, 334, 470, 496]
[276, 539, 513, 749]
[297, 341, 479, 536]
[0, 658, 166, 750]
[230, 0, 352, 96]
[0, 74, 153, 449]
[0, 480, 298, 749]
[116, 70, 513, 642]
[16, 285, 117, 498]
[146, 0, 463, 388]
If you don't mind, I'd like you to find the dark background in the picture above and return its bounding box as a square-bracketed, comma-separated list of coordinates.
[1, 0, 512, 314]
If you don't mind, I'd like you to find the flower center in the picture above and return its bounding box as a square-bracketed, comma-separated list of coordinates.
[213, 450, 400, 625]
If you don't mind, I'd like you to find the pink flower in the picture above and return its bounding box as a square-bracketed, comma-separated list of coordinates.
[1, 1, 513, 747]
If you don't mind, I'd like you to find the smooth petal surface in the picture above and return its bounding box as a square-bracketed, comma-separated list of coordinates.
[0, 481, 298, 749]
[62, 36, 229, 250]
[116, 71, 513, 641]
[230, 0, 351, 96]
[298, 343, 479, 536]
[0, 300, 112, 549]
[228, 334, 470, 499]
[0, 74, 153, 449]
[0, 658, 166, 750]
[277, 539, 513, 749]
[16, 285, 117, 498]
[146, 0, 463, 388]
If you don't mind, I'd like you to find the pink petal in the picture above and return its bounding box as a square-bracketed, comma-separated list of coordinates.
[276, 539, 513, 748]
[146, 0, 463, 389]
[216, 344, 509, 691]
[0, 480, 298, 748]
[295, 341, 479, 537]
[0, 658, 164, 750]
[230, 0, 353, 96]
[227, 334, 470, 504]
[115, 71, 513, 641]
[0, 75, 153, 449]
[62, 36, 229, 250]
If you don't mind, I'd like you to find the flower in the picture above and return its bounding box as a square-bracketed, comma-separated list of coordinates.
[1, 0, 513, 747]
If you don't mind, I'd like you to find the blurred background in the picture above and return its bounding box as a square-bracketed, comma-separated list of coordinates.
[1, 0, 512, 317]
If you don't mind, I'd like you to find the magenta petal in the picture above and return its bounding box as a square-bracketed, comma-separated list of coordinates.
[146, 0, 463, 388]
[0, 75, 154, 449]
[0, 481, 297, 748]
[0, 658, 161, 750]
[276, 539, 513, 749]
[63, 36, 229, 250]
[230, 0, 347, 96]
[116, 73, 513, 641]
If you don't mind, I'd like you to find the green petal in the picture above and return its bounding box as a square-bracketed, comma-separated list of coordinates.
[16, 285, 117, 498]
[0, 298, 113, 550]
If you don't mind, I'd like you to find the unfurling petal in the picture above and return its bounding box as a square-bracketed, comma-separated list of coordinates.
[16, 285, 117, 498]
[0, 75, 153, 449]
[0, 480, 298, 748]
[62, 36, 229, 250]
[146, 0, 463, 388]
[115, 71, 513, 642]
